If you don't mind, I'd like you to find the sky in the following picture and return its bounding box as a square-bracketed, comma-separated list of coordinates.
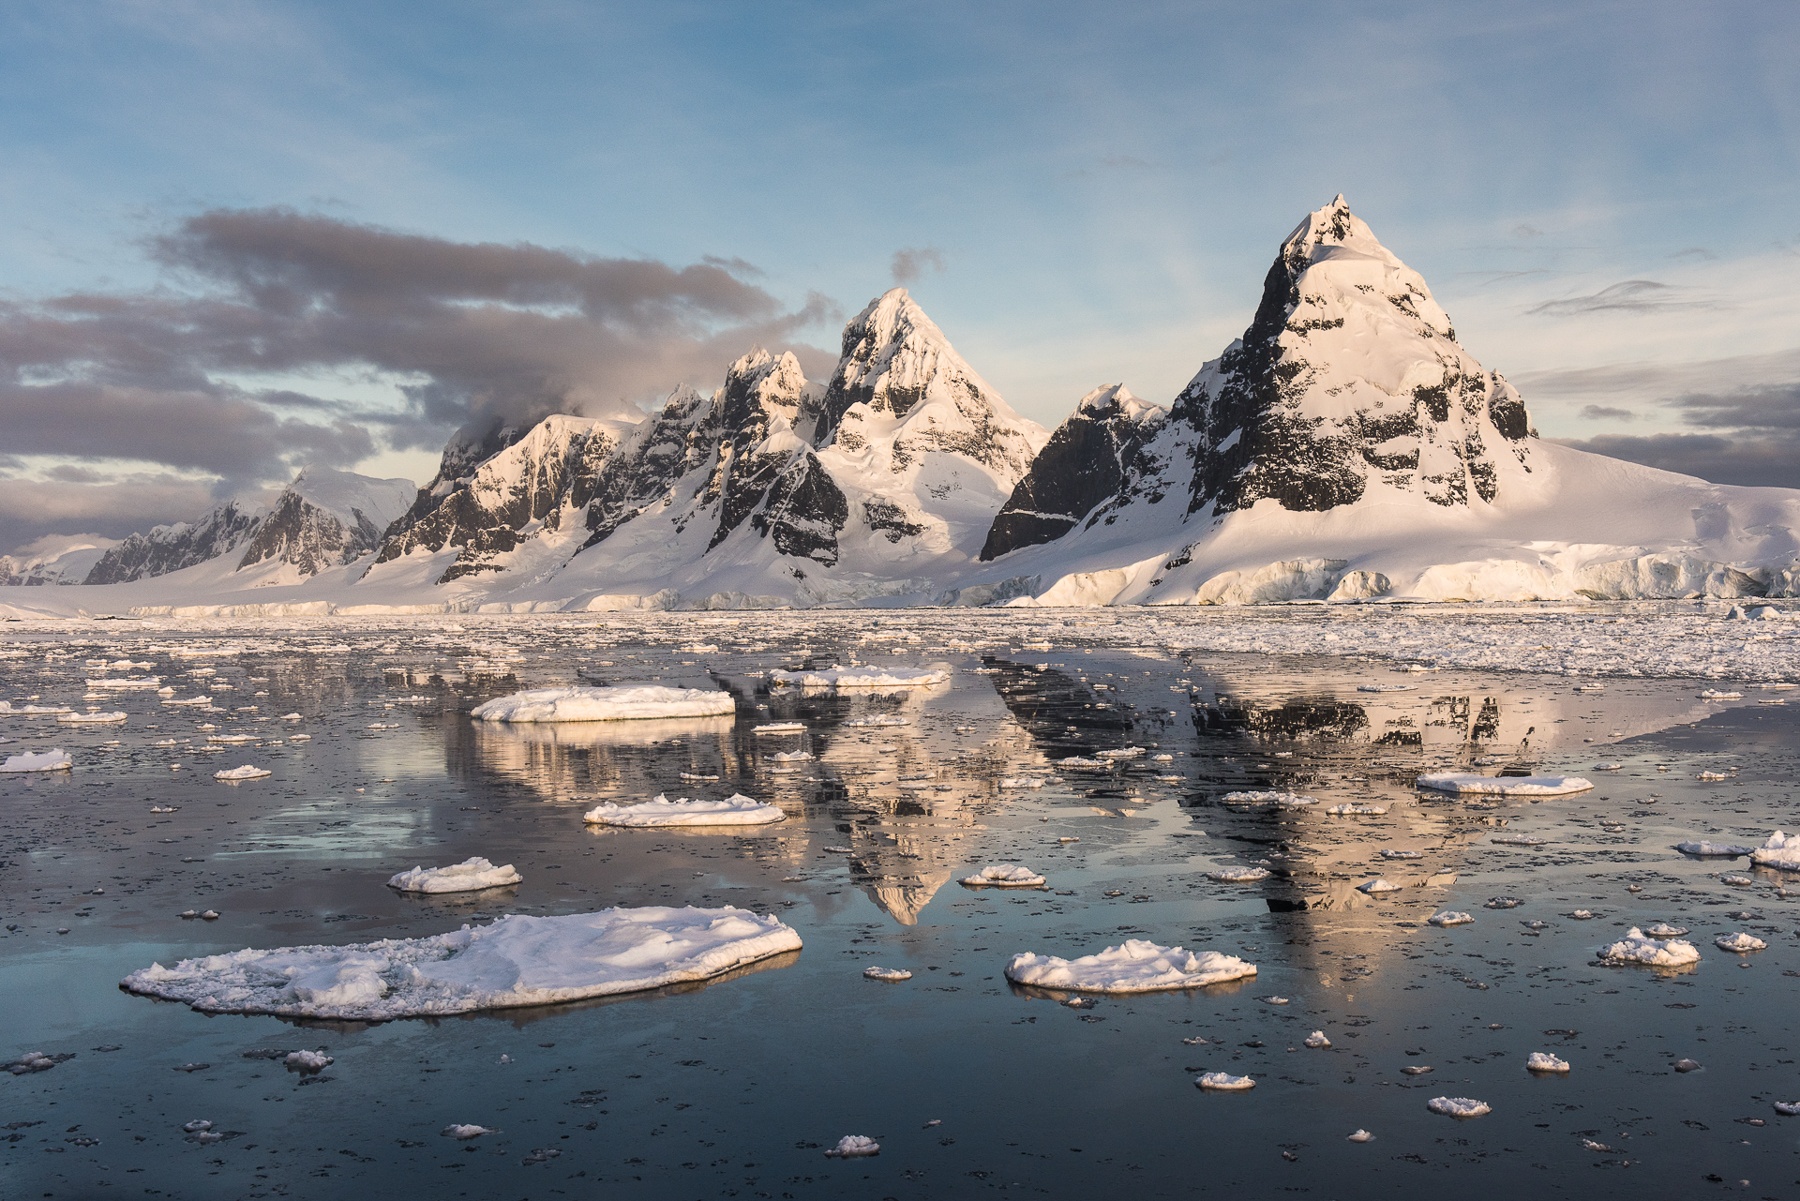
[1, 0, 1798, 557]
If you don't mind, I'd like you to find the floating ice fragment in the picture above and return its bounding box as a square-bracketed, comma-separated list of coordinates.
[1568, 909, 1596, 920]
[999, 776, 1046, 789]
[863, 966, 912, 982]
[1699, 689, 1743, 700]
[824, 1134, 880, 1158]
[1222, 790, 1316, 807]
[1418, 773, 1593, 796]
[1676, 840, 1752, 857]
[1346, 1129, 1375, 1142]
[472, 686, 735, 723]
[213, 764, 271, 781]
[387, 858, 522, 894]
[1356, 684, 1414, 693]
[1774, 1101, 1800, 1116]
[1597, 927, 1701, 967]
[1483, 896, 1523, 909]
[284, 1050, 333, 1072]
[1714, 931, 1766, 953]
[1526, 1052, 1570, 1073]
[1492, 833, 1545, 846]
[1674, 1058, 1702, 1073]
[1326, 802, 1387, 815]
[1721, 872, 1755, 887]
[121, 905, 803, 1020]
[961, 864, 1047, 888]
[1357, 878, 1402, 894]
[1428, 910, 1474, 927]
[1196, 1072, 1255, 1091]
[771, 666, 947, 690]
[442, 1124, 492, 1139]
[1261, 995, 1289, 1005]
[1304, 1031, 1331, 1049]
[1056, 756, 1113, 769]
[182, 1119, 211, 1133]
[583, 794, 784, 827]
[1379, 849, 1422, 860]
[57, 710, 126, 725]
[1594, 763, 1623, 771]
[844, 715, 907, 727]
[1750, 831, 1800, 870]
[0, 748, 71, 773]
[1005, 939, 1256, 994]
[752, 722, 806, 735]
[1427, 1097, 1491, 1118]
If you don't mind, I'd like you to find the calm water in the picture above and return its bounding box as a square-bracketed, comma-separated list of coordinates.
[1, 613, 1797, 1199]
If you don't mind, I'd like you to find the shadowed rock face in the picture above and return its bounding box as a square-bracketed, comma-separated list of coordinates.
[84, 501, 262, 584]
[236, 492, 368, 576]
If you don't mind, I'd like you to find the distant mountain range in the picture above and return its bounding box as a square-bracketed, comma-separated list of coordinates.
[7, 197, 1798, 616]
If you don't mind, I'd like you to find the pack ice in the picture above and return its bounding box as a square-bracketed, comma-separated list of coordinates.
[387, 857, 523, 894]
[471, 685, 736, 723]
[1005, 939, 1256, 993]
[121, 905, 803, 1020]
[582, 794, 785, 827]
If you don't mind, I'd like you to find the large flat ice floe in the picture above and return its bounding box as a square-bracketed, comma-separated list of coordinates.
[387, 857, 522, 894]
[471, 685, 736, 723]
[0, 748, 72, 773]
[582, 793, 785, 827]
[1005, 939, 1256, 994]
[1750, 831, 1800, 870]
[1597, 927, 1701, 967]
[768, 666, 949, 689]
[120, 905, 803, 1020]
[1416, 772, 1594, 796]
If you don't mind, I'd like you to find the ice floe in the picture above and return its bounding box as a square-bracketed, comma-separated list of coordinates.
[862, 966, 912, 982]
[1195, 1072, 1255, 1091]
[121, 905, 803, 1019]
[1427, 910, 1473, 927]
[443, 1124, 493, 1140]
[999, 776, 1046, 789]
[753, 721, 806, 735]
[769, 666, 947, 689]
[1416, 772, 1593, 796]
[284, 1050, 333, 1072]
[1207, 866, 1271, 883]
[1427, 1097, 1491, 1118]
[1526, 1052, 1570, 1073]
[1005, 939, 1256, 993]
[1643, 921, 1688, 937]
[1346, 1129, 1375, 1142]
[471, 685, 735, 723]
[582, 793, 785, 827]
[1597, 927, 1701, 967]
[387, 857, 522, 894]
[1357, 878, 1402, 893]
[214, 764, 271, 781]
[1714, 931, 1767, 952]
[961, 864, 1047, 888]
[58, 710, 126, 725]
[1304, 1031, 1331, 1048]
[1676, 840, 1752, 857]
[0, 748, 72, 773]
[824, 1135, 880, 1157]
[1750, 831, 1800, 870]
[1326, 802, 1387, 815]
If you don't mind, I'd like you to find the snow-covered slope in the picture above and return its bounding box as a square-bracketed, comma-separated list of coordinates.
[84, 497, 264, 584]
[0, 534, 118, 586]
[966, 197, 1800, 605]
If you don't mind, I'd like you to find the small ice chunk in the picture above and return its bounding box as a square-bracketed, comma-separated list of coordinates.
[57, 710, 127, 725]
[1379, 849, 1422, 860]
[824, 1134, 880, 1157]
[583, 794, 784, 828]
[471, 685, 734, 723]
[1427, 910, 1474, 927]
[442, 1124, 492, 1139]
[1750, 831, 1800, 870]
[1326, 802, 1387, 815]
[1491, 833, 1545, 846]
[863, 966, 912, 982]
[213, 764, 271, 781]
[1356, 684, 1414, 693]
[1643, 921, 1688, 937]
[1525, 1052, 1570, 1073]
[1304, 1031, 1331, 1049]
[182, 1119, 212, 1133]
[387, 857, 522, 894]
[1674, 1058, 1702, 1072]
[1056, 755, 1112, 769]
[1006, 939, 1256, 994]
[1721, 872, 1755, 887]
[0, 748, 72, 773]
[1597, 927, 1702, 967]
[1196, 1071, 1255, 1091]
[1699, 689, 1743, 699]
[1427, 1096, 1491, 1118]
[752, 722, 807, 735]
[1676, 840, 1752, 857]
[284, 1049, 333, 1072]
[961, 864, 1046, 888]
[999, 776, 1046, 789]
[1356, 878, 1402, 894]
[1207, 866, 1271, 883]
[1594, 762, 1623, 771]
[1222, 790, 1315, 807]
[1773, 1101, 1800, 1116]
[1714, 931, 1767, 952]
[1417, 773, 1593, 796]
[1346, 1129, 1375, 1142]
[1483, 896, 1523, 909]
[772, 666, 947, 690]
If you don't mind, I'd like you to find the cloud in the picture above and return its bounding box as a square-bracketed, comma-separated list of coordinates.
[0, 207, 835, 553]
[1528, 279, 1707, 316]
[1675, 381, 1800, 431]
[0, 472, 226, 555]
[890, 246, 946, 285]
[1554, 431, 1800, 490]
[1578, 404, 1635, 420]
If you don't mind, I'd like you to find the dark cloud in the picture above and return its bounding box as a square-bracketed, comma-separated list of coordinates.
[1555, 431, 1800, 489]
[1528, 279, 1706, 316]
[1676, 382, 1800, 431]
[0, 207, 836, 553]
[1578, 404, 1635, 420]
[0, 473, 226, 555]
[890, 246, 946, 285]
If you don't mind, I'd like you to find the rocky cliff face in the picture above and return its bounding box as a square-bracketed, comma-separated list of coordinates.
[84, 500, 263, 584]
[236, 468, 415, 577]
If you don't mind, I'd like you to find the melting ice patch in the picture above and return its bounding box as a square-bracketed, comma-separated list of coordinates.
[1195, 1072, 1255, 1091]
[1526, 1052, 1570, 1073]
[1596, 927, 1701, 967]
[214, 765, 272, 781]
[387, 857, 522, 894]
[1750, 831, 1800, 870]
[582, 794, 785, 827]
[1005, 939, 1256, 994]
[1417, 773, 1593, 796]
[1714, 931, 1767, 952]
[961, 864, 1047, 888]
[471, 686, 735, 723]
[1428, 1097, 1491, 1118]
[0, 748, 72, 773]
[121, 905, 803, 1020]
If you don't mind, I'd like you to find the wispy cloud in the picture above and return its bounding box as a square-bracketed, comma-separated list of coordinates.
[890, 246, 946, 285]
[1528, 279, 1708, 316]
[1578, 404, 1635, 420]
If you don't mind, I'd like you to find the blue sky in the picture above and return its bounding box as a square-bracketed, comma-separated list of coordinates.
[1, 0, 1797, 553]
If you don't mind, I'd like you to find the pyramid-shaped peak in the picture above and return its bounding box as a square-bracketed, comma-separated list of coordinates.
[1076, 383, 1163, 424]
[1280, 194, 1404, 270]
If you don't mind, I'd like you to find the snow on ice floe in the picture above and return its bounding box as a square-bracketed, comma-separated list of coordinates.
[1775, 1101, 1800, 1117]
[214, 764, 271, 781]
[1675, 840, 1752, 857]
[1714, 931, 1767, 952]
[1304, 1031, 1331, 1049]
[1207, 866, 1271, 883]
[121, 905, 803, 1020]
[1222, 790, 1316, 807]
[1357, 878, 1402, 893]
[999, 776, 1046, 789]
[1427, 910, 1474, 927]
[1195, 1072, 1255, 1091]
[961, 864, 1047, 888]
[753, 722, 807, 735]
[582, 793, 784, 828]
[57, 710, 126, 725]
[1005, 939, 1256, 994]
[1427, 1097, 1491, 1118]
[1526, 1052, 1571, 1073]
[1347, 1129, 1375, 1142]
[0, 748, 72, 773]
[824, 1135, 880, 1158]
[471, 686, 735, 723]
[1750, 831, 1800, 870]
[1597, 927, 1701, 967]
[1643, 922, 1688, 937]
[1416, 773, 1593, 796]
[1326, 802, 1387, 815]
[863, 966, 912, 982]
[387, 857, 522, 894]
[769, 666, 947, 690]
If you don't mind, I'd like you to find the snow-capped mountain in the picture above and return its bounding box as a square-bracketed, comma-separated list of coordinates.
[81, 467, 414, 586]
[0, 534, 118, 586]
[968, 196, 1800, 604]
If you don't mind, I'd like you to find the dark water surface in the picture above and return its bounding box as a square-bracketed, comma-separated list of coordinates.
[1, 614, 1797, 1199]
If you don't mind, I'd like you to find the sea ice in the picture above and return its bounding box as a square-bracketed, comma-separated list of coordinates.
[284, 1050, 333, 1072]
[961, 864, 1047, 888]
[1417, 773, 1593, 796]
[1195, 1072, 1255, 1091]
[1643, 922, 1688, 937]
[1357, 878, 1402, 893]
[769, 666, 947, 689]
[753, 722, 806, 735]
[1222, 790, 1316, 807]
[1714, 931, 1767, 952]
[1428, 910, 1473, 927]
[863, 966, 912, 982]
[1427, 1097, 1491, 1118]
[121, 905, 803, 1020]
[1774, 1101, 1800, 1116]
[1526, 1052, 1570, 1073]
[471, 686, 735, 723]
[387, 857, 522, 894]
[1347, 1129, 1375, 1142]
[1326, 802, 1387, 815]
[1207, 866, 1271, 883]
[1304, 1031, 1331, 1048]
[213, 764, 271, 781]
[1676, 840, 1752, 857]
[824, 1135, 880, 1157]
[1597, 928, 1702, 967]
[999, 776, 1046, 789]
[0, 748, 72, 773]
[1750, 831, 1800, 870]
[1484, 896, 1523, 909]
[582, 794, 785, 827]
[1005, 939, 1256, 993]
[57, 710, 126, 725]
[442, 1124, 492, 1139]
